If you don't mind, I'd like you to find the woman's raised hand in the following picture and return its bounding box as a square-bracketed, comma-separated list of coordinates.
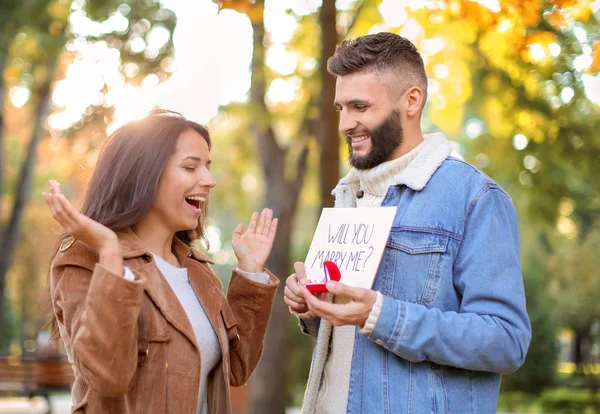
[232, 208, 278, 273]
[43, 180, 121, 257]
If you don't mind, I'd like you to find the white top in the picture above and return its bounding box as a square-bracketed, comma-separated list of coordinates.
[153, 254, 221, 414]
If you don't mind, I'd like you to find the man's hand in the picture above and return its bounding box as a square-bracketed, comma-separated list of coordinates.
[285, 262, 330, 317]
[300, 281, 377, 327]
[284, 262, 311, 314]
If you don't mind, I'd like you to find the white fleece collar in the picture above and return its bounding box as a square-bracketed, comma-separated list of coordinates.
[332, 133, 452, 208]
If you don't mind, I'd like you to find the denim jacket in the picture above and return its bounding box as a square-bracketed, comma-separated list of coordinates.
[300, 134, 532, 414]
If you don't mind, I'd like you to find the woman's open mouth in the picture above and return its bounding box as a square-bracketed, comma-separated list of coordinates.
[185, 196, 205, 214]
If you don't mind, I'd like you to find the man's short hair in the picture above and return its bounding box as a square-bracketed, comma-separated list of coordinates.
[327, 32, 428, 101]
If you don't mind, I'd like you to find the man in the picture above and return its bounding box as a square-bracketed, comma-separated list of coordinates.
[284, 32, 531, 414]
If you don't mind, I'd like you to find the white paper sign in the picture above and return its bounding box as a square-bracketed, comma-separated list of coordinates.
[304, 207, 397, 289]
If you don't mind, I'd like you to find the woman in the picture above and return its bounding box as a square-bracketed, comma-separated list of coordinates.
[44, 110, 279, 413]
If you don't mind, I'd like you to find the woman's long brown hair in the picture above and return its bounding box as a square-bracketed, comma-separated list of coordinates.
[80, 109, 212, 244]
[46, 109, 212, 337]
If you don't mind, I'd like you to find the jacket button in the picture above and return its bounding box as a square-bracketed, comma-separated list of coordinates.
[375, 339, 384, 346]
[59, 237, 75, 252]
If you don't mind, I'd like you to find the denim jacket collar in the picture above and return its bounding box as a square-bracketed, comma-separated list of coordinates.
[332, 133, 452, 208]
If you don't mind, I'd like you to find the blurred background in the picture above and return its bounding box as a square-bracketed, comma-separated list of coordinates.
[0, 0, 598, 413]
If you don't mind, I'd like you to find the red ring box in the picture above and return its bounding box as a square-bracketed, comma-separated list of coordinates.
[306, 261, 341, 293]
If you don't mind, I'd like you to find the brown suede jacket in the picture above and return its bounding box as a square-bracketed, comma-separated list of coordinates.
[50, 228, 279, 413]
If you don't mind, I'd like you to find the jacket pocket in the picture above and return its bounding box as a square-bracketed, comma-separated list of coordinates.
[133, 299, 170, 413]
[166, 369, 199, 413]
[137, 296, 170, 365]
[220, 301, 240, 351]
[380, 228, 449, 304]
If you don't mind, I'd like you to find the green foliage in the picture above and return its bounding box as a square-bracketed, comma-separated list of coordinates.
[501, 253, 560, 394]
[84, 0, 177, 86]
[547, 226, 600, 332]
[499, 388, 600, 414]
[539, 388, 600, 414]
[0, 0, 21, 57]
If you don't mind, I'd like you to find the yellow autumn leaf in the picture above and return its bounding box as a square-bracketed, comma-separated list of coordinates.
[527, 31, 556, 46]
[480, 28, 526, 68]
[47, 1, 70, 21]
[516, 110, 532, 128]
[218, 0, 251, 14]
[482, 97, 505, 129]
[520, 46, 534, 64]
[347, 7, 383, 38]
[500, 87, 518, 107]
[430, 102, 464, 134]
[246, 4, 264, 23]
[566, 0, 593, 21]
[445, 19, 478, 45]
[529, 111, 548, 143]
[464, 1, 497, 30]
[521, 31, 557, 64]
[545, 9, 573, 31]
[23, 36, 40, 57]
[590, 41, 600, 73]
[4, 66, 19, 83]
[519, 0, 543, 27]
[548, 0, 579, 7]
[447, 0, 463, 18]
[524, 74, 543, 99]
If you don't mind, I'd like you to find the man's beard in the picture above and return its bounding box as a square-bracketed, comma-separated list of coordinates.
[346, 109, 403, 170]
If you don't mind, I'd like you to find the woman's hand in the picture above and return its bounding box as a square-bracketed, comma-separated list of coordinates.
[232, 208, 278, 273]
[43, 181, 123, 273]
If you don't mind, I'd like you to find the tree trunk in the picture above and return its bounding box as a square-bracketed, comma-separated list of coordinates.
[573, 328, 586, 376]
[249, 215, 290, 414]
[0, 57, 5, 230]
[574, 327, 599, 397]
[0, 64, 53, 350]
[248, 5, 309, 412]
[318, 0, 339, 210]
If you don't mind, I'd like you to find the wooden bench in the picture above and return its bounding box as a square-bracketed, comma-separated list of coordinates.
[0, 356, 73, 413]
